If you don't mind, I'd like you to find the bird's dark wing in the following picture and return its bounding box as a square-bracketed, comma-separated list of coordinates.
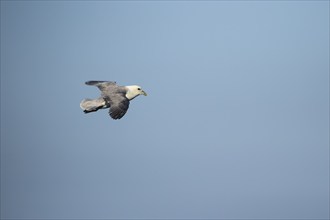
[85, 81, 117, 92]
[105, 94, 130, 120]
[85, 80, 130, 119]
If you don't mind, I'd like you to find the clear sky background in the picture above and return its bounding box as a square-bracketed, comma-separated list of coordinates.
[1, 1, 329, 219]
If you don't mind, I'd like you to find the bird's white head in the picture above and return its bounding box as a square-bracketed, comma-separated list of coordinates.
[125, 85, 147, 100]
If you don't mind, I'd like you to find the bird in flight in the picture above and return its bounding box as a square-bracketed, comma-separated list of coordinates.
[80, 80, 147, 120]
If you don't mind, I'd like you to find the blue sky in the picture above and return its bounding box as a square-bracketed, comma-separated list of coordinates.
[1, 1, 329, 219]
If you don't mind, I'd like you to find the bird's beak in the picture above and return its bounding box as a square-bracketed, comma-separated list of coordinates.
[142, 90, 147, 96]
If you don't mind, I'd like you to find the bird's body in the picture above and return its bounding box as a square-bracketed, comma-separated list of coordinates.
[80, 81, 147, 119]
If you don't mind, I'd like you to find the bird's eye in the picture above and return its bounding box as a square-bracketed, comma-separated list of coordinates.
[137, 88, 141, 90]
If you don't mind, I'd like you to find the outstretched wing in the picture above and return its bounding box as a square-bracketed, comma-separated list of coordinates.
[85, 80, 130, 119]
[105, 94, 130, 120]
[85, 81, 117, 92]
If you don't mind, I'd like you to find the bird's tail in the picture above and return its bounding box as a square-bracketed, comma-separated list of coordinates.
[80, 98, 108, 113]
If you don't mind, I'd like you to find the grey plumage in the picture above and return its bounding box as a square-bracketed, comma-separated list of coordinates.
[80, 97, 109, 113]
[80, 80, 147, 120]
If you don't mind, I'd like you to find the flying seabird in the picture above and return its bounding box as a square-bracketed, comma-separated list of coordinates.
[80, 80, 147, 120]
